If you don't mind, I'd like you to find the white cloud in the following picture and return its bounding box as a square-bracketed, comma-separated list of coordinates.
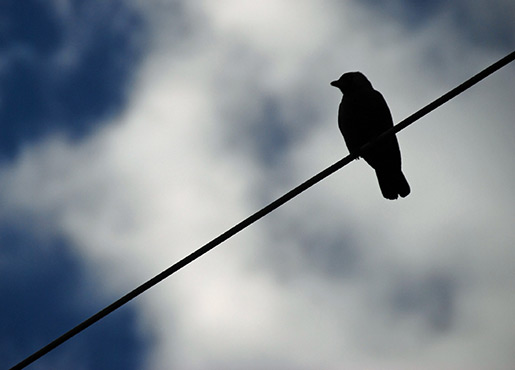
[2, 0, 515, 368]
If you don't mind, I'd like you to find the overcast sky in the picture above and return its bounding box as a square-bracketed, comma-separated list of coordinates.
[1, 0, 515, 369]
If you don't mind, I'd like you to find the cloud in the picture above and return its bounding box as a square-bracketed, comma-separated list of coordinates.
[2, 0, 515, 368]
[358, 0, 515, 48]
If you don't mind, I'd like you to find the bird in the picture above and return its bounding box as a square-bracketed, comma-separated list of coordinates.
[331, 72, 410, 200]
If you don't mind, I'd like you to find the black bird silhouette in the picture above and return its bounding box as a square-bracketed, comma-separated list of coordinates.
[331, 72, 410, 200]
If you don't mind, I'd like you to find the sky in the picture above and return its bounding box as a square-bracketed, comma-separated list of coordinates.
[1, 0, 514, 369]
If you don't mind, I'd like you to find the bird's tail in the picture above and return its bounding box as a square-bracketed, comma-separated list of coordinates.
[375, 169, 410, 200]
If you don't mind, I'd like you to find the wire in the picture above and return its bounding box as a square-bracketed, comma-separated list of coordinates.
[10, 50, 515, 370]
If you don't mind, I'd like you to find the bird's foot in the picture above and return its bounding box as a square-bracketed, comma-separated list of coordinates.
[350, 152, 360, 160]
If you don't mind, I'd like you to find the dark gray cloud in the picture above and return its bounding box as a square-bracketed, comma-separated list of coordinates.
[390, 272, 455, 333]
[355, 0, 515, 49]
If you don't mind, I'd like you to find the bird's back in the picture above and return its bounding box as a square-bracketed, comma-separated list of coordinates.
[338, 89, 401, 169]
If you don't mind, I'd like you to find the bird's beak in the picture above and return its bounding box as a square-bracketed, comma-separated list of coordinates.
[330, 80, 339, 87]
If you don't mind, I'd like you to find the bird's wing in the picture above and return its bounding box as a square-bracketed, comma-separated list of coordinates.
[361, 89, 402, 168]
[367, 90, 394, 134]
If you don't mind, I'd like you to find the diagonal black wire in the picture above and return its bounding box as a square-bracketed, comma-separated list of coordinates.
[10, 50, 515, 370]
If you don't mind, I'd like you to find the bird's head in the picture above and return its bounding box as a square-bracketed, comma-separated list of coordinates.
[330, 71, 373, 94]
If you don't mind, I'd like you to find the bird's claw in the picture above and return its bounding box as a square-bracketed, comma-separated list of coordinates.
[350, 152, 360, 160]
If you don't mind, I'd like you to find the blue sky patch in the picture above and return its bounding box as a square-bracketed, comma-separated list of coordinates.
[0, 0, 147, 160]
[0, 224, 151, 369]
